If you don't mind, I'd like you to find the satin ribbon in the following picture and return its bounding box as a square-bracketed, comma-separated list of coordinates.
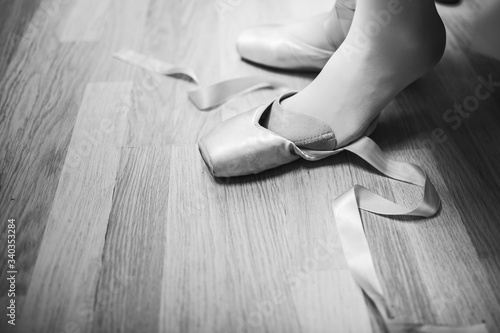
[335, 137, 487, 333]
[113, 50, 288, 110]
[114, 49, 200, 83]
[187, 76, 287, 110]
[112, 49, 488, 333]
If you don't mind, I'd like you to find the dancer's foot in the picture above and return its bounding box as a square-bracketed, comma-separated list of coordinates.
[236, 1, 355, 70]
[271, 0, 446, 148]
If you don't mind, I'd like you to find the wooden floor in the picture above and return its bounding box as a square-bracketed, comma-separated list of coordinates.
[1, 0, 500, 332]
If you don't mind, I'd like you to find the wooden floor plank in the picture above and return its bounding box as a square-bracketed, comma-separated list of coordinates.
[57, 0, 112, 42]
[0, 0, 40, 80]
[0, 39, 101, 321]
[159, 144, 373, 332]
[347, 145, 500, 332]
[91, 147, 171, 333]
[0, 0, 150, 322]
[391, 149, 499, 331]
[292, 269, 373, 333]
[57, 0, 150, 82]
[480, 256, 500, 324]
[17, 81, 132, 333]
[123, 0, 224, 147]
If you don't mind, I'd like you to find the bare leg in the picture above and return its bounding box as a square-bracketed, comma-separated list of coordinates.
[275, 0, 446, 148]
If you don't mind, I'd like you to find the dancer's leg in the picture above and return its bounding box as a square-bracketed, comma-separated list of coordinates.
[270, 0, 445, 148]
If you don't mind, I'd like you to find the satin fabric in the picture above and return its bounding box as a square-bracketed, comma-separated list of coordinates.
[336, 139, 487, 333]
[114, 51, 488, 333]
[199, 91, 345, 177]
[200, 91, 380, 177]
[188, 76, 287, 110]
[237, 25, 335, 70]
[199, 102, 301, 177]
[236, 1, 355, 71]
[114, 49, 200, 83]
[113, 50, 288, 110]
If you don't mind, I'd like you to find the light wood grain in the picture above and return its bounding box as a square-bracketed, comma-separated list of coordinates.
[57, 0, 151, 82]
[0, 2, 105, 321]
[124, 0, 224, 147]
[0, 0, 40, 80]
[1, 0, 500, 332]
[158, 145, 373, 333]
[91, 147, 171, 333]
[18, 81, 132, 333]
[58, 0, 112, 42]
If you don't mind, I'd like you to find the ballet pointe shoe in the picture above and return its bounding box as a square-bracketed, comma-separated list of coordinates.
[236, 2, 354, 71]
[236, 24, 335, 71]
[198, 91, 378, 177]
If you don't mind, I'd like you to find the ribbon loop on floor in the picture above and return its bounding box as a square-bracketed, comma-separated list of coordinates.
[114, 49, 200, 83]
[335, 137, 487, 333]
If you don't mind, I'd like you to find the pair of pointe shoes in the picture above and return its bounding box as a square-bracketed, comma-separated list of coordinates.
[198, 4, 376, 177]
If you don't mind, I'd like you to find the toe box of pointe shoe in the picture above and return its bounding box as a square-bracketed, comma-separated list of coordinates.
[199, 105, 300, 177]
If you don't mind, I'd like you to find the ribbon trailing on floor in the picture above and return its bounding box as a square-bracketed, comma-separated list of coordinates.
[187, 76, 287, 110]
[112, 49, 488, 333]
[114, 49, 200, 83]
[113, 49, 288, 110]
[335, 137, 487, 333]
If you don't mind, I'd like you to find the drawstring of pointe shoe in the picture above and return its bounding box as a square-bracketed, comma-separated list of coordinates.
[114, 49, 488, 333]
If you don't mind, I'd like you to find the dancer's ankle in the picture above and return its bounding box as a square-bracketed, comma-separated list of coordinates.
[270, 0, 446, 150]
